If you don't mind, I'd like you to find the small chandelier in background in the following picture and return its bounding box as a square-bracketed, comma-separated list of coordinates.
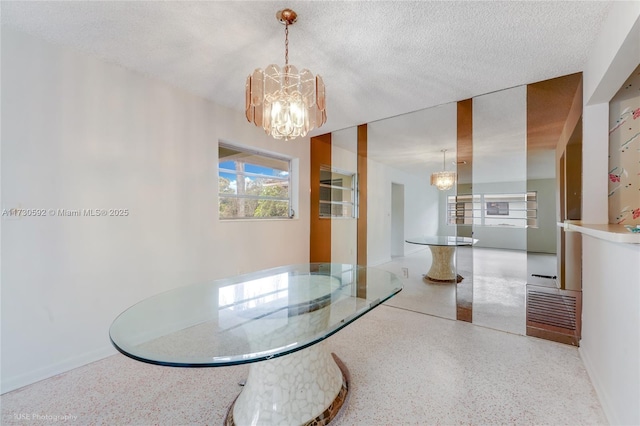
[430, 149, 457, 191]
[245, 8, 326, 141]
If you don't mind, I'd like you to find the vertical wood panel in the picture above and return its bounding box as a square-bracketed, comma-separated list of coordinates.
[310, 134, 332, 262]
[357, 124, 368, 266]
[357, 124, 368, 298]
[456, 99, 473, 323]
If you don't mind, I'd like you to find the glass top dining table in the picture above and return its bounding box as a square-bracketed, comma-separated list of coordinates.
[405, 236, 477, 246]
[109, 263, 403, 425]
[109, 263, 402, 367]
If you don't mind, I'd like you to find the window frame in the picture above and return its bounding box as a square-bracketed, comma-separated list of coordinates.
[447, 191, 538, 228]
[318, 165, 358, 219]
[218, 141, 295, 220]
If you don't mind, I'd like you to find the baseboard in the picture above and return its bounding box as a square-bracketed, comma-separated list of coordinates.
[578, 346, 618, 426]
[1, 346, 117, 394]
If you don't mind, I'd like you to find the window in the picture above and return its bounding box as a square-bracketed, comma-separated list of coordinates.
[218, 142, 293, 219]
[448, 194, 481, 225]
[447, 192, 537, 228]
[319, 166, 357, 218]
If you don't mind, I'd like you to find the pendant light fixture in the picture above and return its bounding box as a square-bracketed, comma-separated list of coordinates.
[430, 149, 456, 191]
[245, 9, 326, 141]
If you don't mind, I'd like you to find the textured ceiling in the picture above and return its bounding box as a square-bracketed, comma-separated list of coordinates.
[1, 1, 612, 177]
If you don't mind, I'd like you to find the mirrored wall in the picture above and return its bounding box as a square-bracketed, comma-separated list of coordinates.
[365, 102, 458, 320]
[469, 86, 528, 334]
[323, 73, 581, 336]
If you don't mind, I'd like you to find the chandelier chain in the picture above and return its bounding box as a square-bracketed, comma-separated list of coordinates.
[284, 24, 289, 66]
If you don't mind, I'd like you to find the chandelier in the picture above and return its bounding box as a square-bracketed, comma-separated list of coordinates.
[245, 9, 326, 141]
[430, 149, 456, 191]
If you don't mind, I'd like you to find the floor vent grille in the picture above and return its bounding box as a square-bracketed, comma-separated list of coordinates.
[526, 285, 581, 346]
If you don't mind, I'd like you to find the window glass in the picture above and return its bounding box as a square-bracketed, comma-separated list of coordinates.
[319, 166, 357, 218]
[218, 143, 292, 219]
[448, 192, 537, 228]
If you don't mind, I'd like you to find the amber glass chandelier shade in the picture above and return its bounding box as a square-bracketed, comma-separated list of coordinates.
[430, 171, 457, 190]
[430, 149, 456, 191]
[245, 9, 326, 141]
[245, 65, 326, 140]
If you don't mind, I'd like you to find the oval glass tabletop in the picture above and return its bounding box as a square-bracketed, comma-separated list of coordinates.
[109, 263, 403, 367]
[405, 236, 478, 246]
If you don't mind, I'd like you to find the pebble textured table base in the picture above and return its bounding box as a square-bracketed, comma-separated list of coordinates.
[225, 349, 349, 426]
[405, 236, 477, 284]
[425, 246, 462, 283]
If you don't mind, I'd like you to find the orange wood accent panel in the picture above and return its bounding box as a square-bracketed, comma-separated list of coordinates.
[456, 99, 473, 323]
[357, 124, 368, 267]
[527, 72, 582, 152]
[457, 99, 473, 151]
[357, 124, 368, 297]
[310, 133, 332, 263]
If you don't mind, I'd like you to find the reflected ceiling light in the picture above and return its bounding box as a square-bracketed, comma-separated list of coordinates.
[431, 149, 456, 191]
[245, 8, 326, 141]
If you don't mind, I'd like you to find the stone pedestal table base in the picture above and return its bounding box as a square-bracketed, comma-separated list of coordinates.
[426, 245, 462, 283]
[225, 342, 349, 426]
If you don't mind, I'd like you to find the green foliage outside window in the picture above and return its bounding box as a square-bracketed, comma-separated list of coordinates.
[218, 143, 291, 219]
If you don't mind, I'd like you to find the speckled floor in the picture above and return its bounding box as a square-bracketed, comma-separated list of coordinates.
[1, 305, 606, 425]
[380, 249, 457, 320]
[377, 247, 558, 336]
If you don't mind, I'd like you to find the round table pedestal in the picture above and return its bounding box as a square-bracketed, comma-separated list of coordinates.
[226, 342, 349, 426]
[425, 246, 461, 283]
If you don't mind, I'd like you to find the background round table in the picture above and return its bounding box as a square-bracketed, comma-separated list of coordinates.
[405, 236, 477, 283]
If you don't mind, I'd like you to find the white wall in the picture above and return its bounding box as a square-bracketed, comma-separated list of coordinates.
[580, 236, 640, 426]
[367, 159, 439, 266]
[579, 3, 640, 425]
[390, 183, 405, 257]
[0, 28, 310, 393]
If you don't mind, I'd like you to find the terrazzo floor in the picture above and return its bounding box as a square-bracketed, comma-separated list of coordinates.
[377, 247, 558, 336]
[380, 249, 457, 320]
[1, 305, 606, 425]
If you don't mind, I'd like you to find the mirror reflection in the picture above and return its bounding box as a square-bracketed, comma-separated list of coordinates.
[327, 73, 581, 336]
[471, 85, 528, 334]
[365, 103, 458, 320]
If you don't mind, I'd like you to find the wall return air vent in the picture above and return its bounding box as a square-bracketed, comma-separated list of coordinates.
[526, 285, 582, 346]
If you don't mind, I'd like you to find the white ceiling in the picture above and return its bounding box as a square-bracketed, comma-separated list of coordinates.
[1, 1, 612, 178]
